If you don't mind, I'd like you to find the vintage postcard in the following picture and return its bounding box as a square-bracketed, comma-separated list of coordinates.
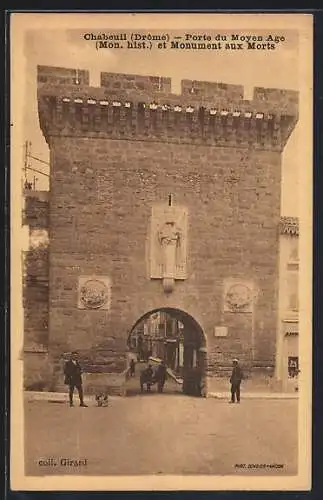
[10, 12, 313, 491]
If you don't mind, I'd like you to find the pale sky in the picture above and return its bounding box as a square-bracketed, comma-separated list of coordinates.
[22, 23, 301, 216]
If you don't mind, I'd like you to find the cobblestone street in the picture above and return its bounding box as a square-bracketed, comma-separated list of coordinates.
[25, 395, 298, 476]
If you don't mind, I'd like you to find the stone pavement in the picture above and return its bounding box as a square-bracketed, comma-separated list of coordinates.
[206, 375, 298, 397]
[127, 361, 298, 399]
[208, 391, 297, 399]
[25, 388, 298, 404]
[206, 375, 298, 399]
[25, 364, 298, 404]
[25, 369, 298, 404]
[24, 394, 298, 476]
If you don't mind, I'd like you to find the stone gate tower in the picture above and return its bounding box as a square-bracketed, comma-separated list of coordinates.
[37, 65, 298, 394]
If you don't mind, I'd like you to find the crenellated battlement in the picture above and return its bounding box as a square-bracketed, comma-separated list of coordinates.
[100, 71, 172, 94]
[38, 65, 90, 86]
[38, 65, 299, 151]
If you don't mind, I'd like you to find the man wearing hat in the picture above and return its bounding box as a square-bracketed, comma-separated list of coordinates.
[155, 359, 167, 393]
[229, 358, 243, 403]
[64, 351, 88, 407]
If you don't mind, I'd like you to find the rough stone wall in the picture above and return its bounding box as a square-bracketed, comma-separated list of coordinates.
[23, 246, 49, 347]
[23, 192, 49, 350]
[37, 66, 298, 379]
[48, 138, 281, 370]
[23, 191, 50, 388]
[22, 191, 49, 229]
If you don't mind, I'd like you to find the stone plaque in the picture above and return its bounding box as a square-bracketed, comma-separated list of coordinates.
[214, 326, 228, 337]
[150, 204, 188, 280]
[78, 276, 111, 310]
[223, 279, 254, 313]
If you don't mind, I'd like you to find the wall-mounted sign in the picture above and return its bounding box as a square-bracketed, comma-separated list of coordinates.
[78, 276, 111, 310]
[214, 326, 228, 337]
[288, 356, 299, 378]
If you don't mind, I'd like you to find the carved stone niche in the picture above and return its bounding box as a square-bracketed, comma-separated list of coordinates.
[149, 203, 188, 293]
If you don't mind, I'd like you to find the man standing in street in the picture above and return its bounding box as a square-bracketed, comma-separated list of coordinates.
[140, 363, 154, 393]
[156, 360, 167, 393]
[229, 358, 243, 403]
[129, 358, 136, 377]
[64, 351, 88, 407]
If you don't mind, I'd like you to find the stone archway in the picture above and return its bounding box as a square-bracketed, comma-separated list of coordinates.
[126, 307, 208, 397]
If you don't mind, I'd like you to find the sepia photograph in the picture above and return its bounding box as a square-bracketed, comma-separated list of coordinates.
[10, 12, 313, 491]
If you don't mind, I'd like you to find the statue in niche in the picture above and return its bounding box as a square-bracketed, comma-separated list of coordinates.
[150, 202, 188, 293]
[158, 221, 182, 247]
[158, 221, 182, 293]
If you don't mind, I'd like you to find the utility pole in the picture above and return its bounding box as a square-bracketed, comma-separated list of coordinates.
[23, 140, 28, 183]
[23, 140, 33, 189]
[23, 140, 50, 190]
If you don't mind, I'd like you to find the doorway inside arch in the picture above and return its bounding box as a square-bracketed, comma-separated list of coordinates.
[126, 308, 207, 397]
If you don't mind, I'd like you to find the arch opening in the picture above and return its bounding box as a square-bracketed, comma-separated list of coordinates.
[126, 308, 207, 397]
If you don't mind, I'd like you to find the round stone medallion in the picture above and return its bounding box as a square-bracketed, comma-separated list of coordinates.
[80, 279, 109, 309]
[225, 283, 252, 311]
